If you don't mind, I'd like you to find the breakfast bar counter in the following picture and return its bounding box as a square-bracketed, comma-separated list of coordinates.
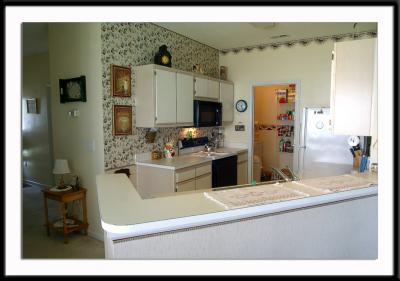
[96, 172, 378, 259]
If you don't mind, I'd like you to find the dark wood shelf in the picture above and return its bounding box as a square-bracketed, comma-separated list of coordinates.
[42, 187, 88, 244]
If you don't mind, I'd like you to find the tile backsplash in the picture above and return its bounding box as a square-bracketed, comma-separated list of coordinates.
[101, 23, 219, 169]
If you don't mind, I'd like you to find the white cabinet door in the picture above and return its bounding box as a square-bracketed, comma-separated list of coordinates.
[331, 38, 376, 136]
[176, 179, 196, 192]
[155, 69, 176, 125]
[207, 79, 220, 100]
[237, 161, 248, 185]
[194, 76, 208, 98]
[195, 174, 212, 190]
[177, 73, 194, 125]
[220, 82, 234, 122]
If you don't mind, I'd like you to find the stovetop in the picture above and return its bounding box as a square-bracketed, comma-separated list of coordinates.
[178, 137, 209, 156]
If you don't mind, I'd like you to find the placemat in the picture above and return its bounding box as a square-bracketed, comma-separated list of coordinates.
[295, 174, 375, 193]
[204, 184, 309, 210]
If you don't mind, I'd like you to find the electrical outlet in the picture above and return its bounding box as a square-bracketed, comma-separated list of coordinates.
[235, 125, 245, 131]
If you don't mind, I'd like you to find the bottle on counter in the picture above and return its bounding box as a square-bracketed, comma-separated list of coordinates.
[284, 139, 292, 152]
[279, 138, 284, 152]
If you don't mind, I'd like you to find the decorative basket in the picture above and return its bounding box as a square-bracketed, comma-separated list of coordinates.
[151, 150, 162, 160]
[145, 131, 157, 143]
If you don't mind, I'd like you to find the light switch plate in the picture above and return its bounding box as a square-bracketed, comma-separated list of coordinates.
[235, 125, 245, 131]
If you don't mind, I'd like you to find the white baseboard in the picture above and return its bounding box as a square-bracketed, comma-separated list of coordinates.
[23, 179, 52, 188]
[88, 229, 104, 242]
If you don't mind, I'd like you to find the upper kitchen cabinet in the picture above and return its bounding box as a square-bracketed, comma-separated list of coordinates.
[330, 38, 377, 136]
[220, 81, 234, 122]
[194, 75, 220, 100]
[134, 64, 193, 127]
[155, 69, 177, 125]
[176, 72, 194, 125]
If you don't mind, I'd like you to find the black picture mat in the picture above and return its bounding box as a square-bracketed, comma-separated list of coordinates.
[59, 76, 87, 103]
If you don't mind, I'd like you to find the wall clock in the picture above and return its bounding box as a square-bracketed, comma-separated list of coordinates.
[235, 99, 248, 112]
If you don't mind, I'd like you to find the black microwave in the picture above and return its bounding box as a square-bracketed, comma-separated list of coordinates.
[194, 100, 222, 127]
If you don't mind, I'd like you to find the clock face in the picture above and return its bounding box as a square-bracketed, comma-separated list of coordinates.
[236, 100, 247, 112]
[347, 135, 360, 146]
[161, 55, 170, 65]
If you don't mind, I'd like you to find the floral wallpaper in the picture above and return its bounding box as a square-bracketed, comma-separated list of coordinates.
[101, 23, 219, 169]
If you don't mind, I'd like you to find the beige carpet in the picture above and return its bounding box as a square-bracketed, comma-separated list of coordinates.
[22, 184, 105, 259]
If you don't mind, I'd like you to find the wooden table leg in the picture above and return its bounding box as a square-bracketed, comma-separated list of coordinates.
[62, 202, 68, 244]
[43, 194, 50, 236]
[82, 195, 88, 235]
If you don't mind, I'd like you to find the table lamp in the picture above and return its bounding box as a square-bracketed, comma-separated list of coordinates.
[53, 159, 70, 188]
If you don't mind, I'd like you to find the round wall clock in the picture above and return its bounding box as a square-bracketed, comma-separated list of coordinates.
[235, 99, 248, 112]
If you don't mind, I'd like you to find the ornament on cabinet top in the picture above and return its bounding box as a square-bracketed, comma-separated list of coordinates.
[154, 45, 172, 67]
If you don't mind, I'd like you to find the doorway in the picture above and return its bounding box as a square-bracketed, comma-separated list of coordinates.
[22, 85, 54, 187]
[250, 82, 301, 183]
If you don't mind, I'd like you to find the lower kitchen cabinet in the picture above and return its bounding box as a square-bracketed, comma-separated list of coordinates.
[175, 163, 212, 192]
[136, 163, 212, 198]
[176, 179, 196, 192]
[195, 174, 212, 190]
[237, 152, 248, 185]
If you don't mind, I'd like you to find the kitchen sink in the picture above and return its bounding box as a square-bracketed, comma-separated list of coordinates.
[192, 151, 231, 159]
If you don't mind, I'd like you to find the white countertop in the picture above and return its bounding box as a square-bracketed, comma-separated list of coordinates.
[135, 147, 248, 170]
[96, 172, 378, 239]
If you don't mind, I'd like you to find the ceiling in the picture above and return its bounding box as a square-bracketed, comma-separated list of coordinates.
[154, 22, 377, 50]
[22, 23, 48, 56]
[22, 22, 378, 56]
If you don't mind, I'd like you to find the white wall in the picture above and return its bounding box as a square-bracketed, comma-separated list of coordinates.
[22, 53, 53, 186]
[220, 42, 334, 145]
[48, 23, 105, 240]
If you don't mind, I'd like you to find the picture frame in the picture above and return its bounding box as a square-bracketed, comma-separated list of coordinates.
[113, 105, 132, 135]
[111, 65, 131, 97]
[59, 76, 87, 103]
[26, 98, 38, 114]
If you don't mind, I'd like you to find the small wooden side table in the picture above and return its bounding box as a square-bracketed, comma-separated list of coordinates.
[42, 187, 88, 244]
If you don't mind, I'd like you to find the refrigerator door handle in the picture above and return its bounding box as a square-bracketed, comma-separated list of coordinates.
[300, 108, 308, 148]
[297, 108, 308, 178]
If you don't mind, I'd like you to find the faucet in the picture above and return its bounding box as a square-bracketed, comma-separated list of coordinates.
[271, 167, 291, 182]
[204, 141, 216, 152]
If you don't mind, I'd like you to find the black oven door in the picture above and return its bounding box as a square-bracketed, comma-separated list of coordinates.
[194, 100, 222, 127]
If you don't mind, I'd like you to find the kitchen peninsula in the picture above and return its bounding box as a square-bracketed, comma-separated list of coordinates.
[96, 172, 377, 259]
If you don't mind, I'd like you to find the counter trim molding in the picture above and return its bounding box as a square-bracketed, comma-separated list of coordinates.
[99, 182, 377, 240]
[112, 193, 376, 244]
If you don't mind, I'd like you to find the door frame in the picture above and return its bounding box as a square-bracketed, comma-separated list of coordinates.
[248, 80, 302, 180]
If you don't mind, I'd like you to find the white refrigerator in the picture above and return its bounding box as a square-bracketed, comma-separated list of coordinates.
[298, 107, 354, 179]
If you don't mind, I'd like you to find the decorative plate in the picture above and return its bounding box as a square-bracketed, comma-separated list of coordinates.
[50, 186, 72, 192]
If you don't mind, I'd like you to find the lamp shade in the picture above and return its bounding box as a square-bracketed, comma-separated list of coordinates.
[53, 159, 70, 174]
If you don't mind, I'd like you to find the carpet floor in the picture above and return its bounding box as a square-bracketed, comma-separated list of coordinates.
[22, 184, 105, 259]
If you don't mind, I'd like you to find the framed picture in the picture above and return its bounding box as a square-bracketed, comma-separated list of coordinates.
[111, 65, 131, 97]
[26, 98, 38, 114]
[113, 105, 132, 135]
[59, 76, 87, 103]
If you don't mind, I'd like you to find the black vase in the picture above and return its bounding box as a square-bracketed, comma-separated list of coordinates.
[154, 45, 172, 67]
